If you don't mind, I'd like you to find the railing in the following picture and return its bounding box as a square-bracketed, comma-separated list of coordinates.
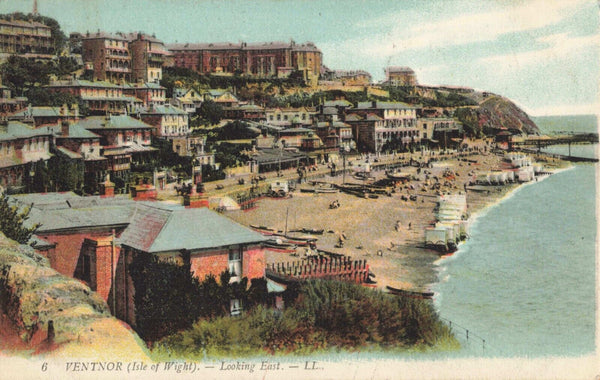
[439, 317, 505, 355]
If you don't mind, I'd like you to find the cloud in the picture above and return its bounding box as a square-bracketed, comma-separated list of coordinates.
[478, 32, 599, 68]
[339, 0, 589, 57]
[524, 102, 600, 117]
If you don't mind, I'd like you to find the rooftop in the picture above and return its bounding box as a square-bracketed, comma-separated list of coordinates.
[119, 203, 267, 253]
[355, 101, 415, 110]
[137, 104, 187, 115]
[0, 121, 53, 141]
[74, 115, 153, 130]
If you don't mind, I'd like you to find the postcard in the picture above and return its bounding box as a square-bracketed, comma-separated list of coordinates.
[0, 1, 597, 379]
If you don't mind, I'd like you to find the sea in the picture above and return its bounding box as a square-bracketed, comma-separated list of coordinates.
[431, 114, 597, 358]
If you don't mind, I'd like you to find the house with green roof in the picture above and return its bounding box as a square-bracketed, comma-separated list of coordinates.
[0, 120, 53, 191]
[74, 115, 156, 192]
[9, 104, 80, 127]
[134, 103, 189, 138]
[47, 79, 143, 116]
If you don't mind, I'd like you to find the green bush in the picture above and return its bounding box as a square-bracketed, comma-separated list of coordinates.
[152, 279, 457, 358]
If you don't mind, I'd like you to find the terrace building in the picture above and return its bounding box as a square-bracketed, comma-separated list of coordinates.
[134, 104, 189, 138]
[0, 17, 54, 61]
[47, 79, 142, 115]
[74, 114, 156, 191]
[265, 106, 314, 127]
[81, 32, 132, 83]
[50, 121, 106, 193]
[167, 40, 322, 85]
[384, 66, 418, 86]
[0, 120, 52, 190]
[0, 84, 27, 116]
[122, 82, 167, 107]
[126, 33, 170, 84]
[9, 104, 79, 127]
[345, 101, 419, 152]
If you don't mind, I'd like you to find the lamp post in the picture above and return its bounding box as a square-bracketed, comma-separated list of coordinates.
[29, 162, 35, 193]
[341, 145, 350, 185]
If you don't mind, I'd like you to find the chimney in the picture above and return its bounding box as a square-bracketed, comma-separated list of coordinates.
[0, 117, 8, 133]
[99, 174, 115, 197]
[72, 103, 79, 120]
[61, 120, 69, 137]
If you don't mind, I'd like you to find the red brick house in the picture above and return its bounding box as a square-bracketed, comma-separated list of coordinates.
[116, 204, 267, 325]
[12, 194, 267, 326]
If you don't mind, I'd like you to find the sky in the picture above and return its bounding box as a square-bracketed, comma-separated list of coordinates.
[0, 0, 598, 116]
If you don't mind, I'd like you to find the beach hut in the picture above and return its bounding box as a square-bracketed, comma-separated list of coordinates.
[475, 173, 491, 185]
[209, 196, 241, 211]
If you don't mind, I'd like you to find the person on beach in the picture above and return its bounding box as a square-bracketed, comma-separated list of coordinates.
[395, 220, 401, 231]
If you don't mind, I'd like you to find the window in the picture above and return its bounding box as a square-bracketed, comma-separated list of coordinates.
[230, 299, 242, 316]
[228, 248, 242, 281]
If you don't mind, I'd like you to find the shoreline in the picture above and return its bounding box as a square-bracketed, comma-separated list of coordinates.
[226, 150, 572, 294]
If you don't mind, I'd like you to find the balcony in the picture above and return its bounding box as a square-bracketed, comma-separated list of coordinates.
[111, 163, 131, 172]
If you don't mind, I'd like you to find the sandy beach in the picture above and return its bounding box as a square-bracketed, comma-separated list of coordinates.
[226, 146, 569, 293]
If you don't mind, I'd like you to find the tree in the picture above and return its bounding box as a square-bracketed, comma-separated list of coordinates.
[129, 250, 201, 342]
[199, 100, 223, 125]
[0, 193, 40, 244]
[1, 55, 51, 96]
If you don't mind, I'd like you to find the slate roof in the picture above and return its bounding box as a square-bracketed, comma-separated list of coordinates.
[119, 203, 267, 253]
[386, 66, 415, 74]
[0, 121, 54, 141]
[74, 115, 153, 130]
[49, 79, 122, 89]
[82, 31, 128, 41]
[0, 19, 50, 29]
[323, 100, 353, 107]
[167, 41, 319, 52]
[10, 106, 63, 118]
[123, 82, 165, 90]
[356, 101, 415, 110]
[11, 193, 137, 232]
[344, 114, 363, 122]
[56, 146, 82, 159]
[50, 124, 101, 139]
[138, 104, 187, 115]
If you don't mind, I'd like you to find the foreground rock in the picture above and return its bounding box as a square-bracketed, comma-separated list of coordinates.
[0, 233, 149, 359]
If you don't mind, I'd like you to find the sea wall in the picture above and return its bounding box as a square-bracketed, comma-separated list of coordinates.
[0, 233, 148, 359]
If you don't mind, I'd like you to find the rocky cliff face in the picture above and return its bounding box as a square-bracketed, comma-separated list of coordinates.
[0, 233, 148, 359]
[476, 95, 539, 135]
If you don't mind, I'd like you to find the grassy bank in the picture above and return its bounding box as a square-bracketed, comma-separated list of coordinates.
[151, 280, 459, 359]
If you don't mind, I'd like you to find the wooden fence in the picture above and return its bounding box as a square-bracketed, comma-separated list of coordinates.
[267, 255, 369, 284]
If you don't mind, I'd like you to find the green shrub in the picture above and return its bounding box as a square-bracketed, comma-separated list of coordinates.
[152, 279, 457, 358]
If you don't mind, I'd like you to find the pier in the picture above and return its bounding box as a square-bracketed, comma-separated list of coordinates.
[509, 133, 598, 162]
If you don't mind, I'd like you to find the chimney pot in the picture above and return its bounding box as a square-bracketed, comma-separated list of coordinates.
[61, 120, 69, 136]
